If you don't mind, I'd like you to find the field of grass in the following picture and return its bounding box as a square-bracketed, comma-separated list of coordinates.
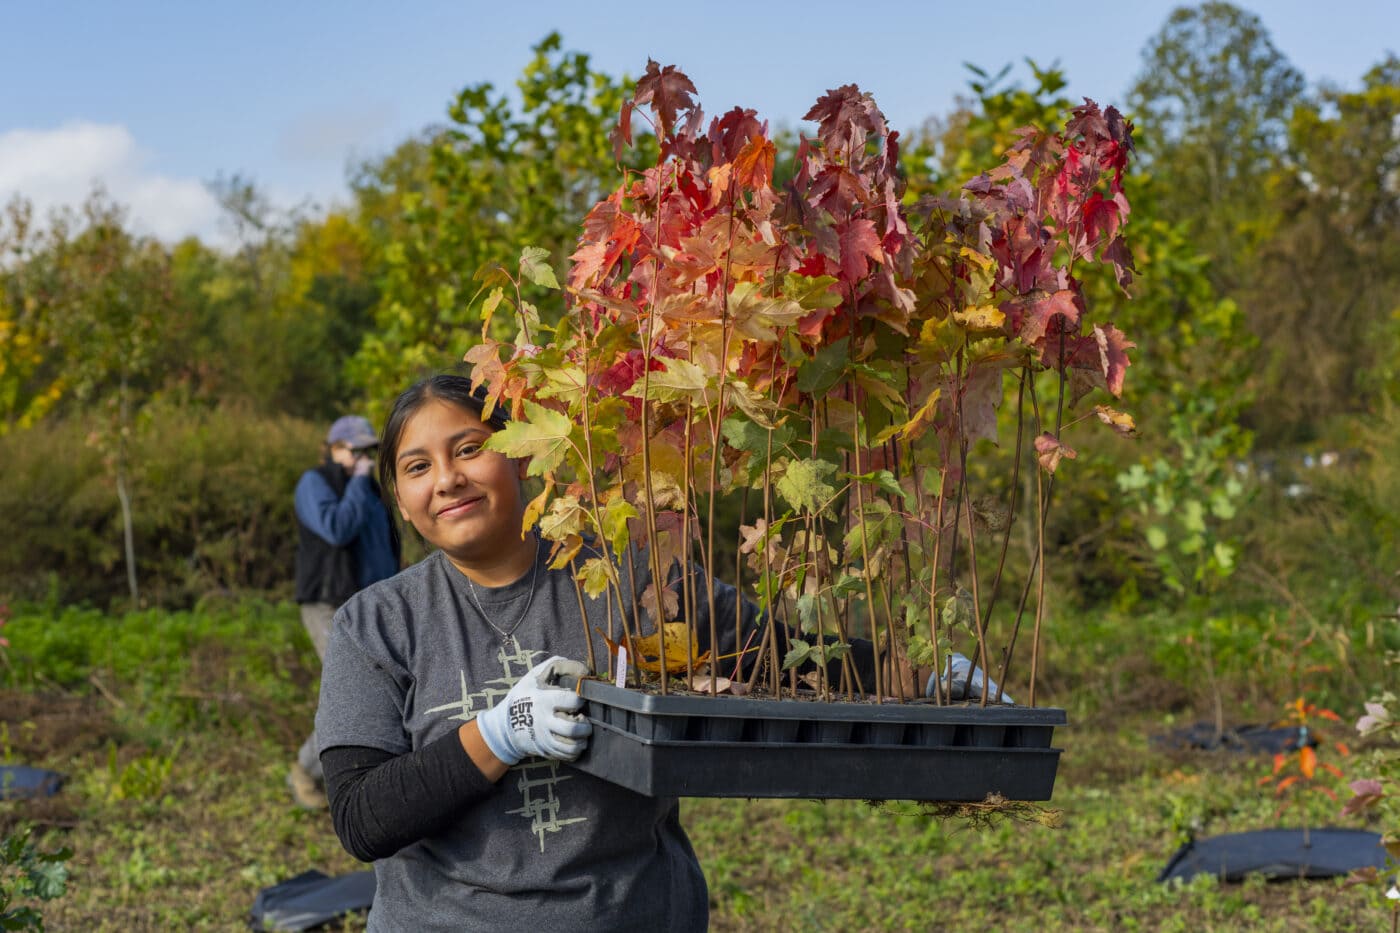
[1, 600, 1394, 931]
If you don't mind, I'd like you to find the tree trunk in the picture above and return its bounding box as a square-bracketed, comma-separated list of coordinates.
[117, 372, 139, 604]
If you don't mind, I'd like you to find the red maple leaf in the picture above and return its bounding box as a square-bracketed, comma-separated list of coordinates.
[1018, 289, 1083, 345]
[803, 84, 886, 156]
[610, 101, 634, 160]
[837, 218, 883, 284]
[1093, 323, 1135, 397]
[709, 107, 766, 165]
[1102, 235, 1137, 291]
[732, 135, 776, 192]
[633, 60, 698, 140]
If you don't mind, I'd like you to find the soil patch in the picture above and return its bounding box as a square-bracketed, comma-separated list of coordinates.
[0, 688, 120, 761]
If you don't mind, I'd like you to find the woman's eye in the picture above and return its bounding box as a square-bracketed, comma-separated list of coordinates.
[456, 443, 481, 458]
[402, 460, 428, 476]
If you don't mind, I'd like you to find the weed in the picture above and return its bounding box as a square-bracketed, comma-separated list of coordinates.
[0, 825, 72, 932]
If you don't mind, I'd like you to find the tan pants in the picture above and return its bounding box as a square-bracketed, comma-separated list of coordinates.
[297, 602, 338, 781]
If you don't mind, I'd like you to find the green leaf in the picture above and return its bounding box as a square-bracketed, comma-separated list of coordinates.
[627, 356, 713, 405]
[483, 399, 575, 476]
[796, 337, 849, 395]
[781, 273, 843, 310]
[776, 458, 838, 516]
[601, 498, 638, 558]
[519, 246, 560, 289]
[830, 573, 867, 600]
[722, 416, 793, 457]
[940, 587, 974, 630]
[27, 857, 70, 900]
[1212, 541, 1236, 575]
[1181, 499, 1207, 534]
[1146, 525, 1169, 550]
[847, 469, 911, 508]
[782, 639, 814, 671]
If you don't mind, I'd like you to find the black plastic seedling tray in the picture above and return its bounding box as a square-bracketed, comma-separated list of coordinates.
[562, 677, 1066, 801]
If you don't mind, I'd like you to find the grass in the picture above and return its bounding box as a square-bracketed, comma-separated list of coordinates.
[0, 601, 1394, 931]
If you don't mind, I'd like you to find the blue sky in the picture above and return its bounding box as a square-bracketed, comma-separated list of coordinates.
[2, 1, 1394, 243]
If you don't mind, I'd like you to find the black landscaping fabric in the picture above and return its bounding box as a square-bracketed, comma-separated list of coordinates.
[248, 869, 375, 931]
[1151, 722, 1314, 754]
[0, 765, 65, 800]
[1158, 828, 1389, 883]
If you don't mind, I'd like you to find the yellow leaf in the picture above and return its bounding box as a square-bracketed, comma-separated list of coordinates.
[952, 304, 1006, 331]
[521, 478, 554, 536]
[548, 534, 584, 570]
[627, 622, 712, 674]
[1093, 404, 1138, 437]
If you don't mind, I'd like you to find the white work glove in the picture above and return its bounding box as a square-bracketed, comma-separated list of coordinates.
[352, 455, 375, 478]
[926, 652, 1015, 704]
[475, 656, 592, 765]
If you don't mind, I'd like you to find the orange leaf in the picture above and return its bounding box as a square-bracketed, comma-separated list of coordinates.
[1300, 746, 1317, 780]
[1276, 775, 1299, 794]
[732, 135, 776, 191]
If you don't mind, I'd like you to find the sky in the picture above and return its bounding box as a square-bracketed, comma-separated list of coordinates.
[2, 1, 1395, 245]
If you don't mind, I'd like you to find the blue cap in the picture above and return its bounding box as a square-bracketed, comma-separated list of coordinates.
[326, 415, 377, 448]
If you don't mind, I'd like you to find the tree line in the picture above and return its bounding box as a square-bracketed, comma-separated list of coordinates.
[1, 6, 1397, 609]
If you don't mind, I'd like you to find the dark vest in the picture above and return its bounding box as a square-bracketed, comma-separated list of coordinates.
[295, 462, 364, 606]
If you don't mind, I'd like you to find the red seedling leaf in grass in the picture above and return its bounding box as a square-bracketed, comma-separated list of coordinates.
[633, 60, 699, 140]
[1300, 746, 1318, 780]
[1034, 433, 1077, 474]
[1275, 775, 1299, 795]
[1093, 323, 1134, 397]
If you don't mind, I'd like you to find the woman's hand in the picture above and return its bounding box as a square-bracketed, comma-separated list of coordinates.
[473, 656, 592, 765]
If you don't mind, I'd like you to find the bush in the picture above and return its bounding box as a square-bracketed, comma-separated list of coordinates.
[0, 403, 324, 607]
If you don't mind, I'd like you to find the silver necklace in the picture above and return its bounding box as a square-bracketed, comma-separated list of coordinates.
[463, 538, 541, 640]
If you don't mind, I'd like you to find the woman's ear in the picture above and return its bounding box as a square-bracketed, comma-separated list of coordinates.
[516, 457, 529, 481]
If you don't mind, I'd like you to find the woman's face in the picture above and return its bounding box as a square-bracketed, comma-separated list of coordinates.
[391, 397, 529, 568]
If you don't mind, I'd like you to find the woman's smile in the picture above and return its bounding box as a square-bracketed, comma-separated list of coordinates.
[391, 397, 533, 580]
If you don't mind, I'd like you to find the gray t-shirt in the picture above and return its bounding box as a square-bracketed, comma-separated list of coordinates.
[316, 543, 709, 932]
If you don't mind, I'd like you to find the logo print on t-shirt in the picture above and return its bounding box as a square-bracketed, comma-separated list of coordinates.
[423, 636, 587, 850]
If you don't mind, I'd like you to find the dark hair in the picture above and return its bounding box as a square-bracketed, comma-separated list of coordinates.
[376, 374, 507, 500]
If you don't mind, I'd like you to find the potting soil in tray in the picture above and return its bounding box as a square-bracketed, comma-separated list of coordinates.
[561, 677, 1066, 801]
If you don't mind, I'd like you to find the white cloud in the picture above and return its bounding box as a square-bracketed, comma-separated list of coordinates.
[0, 122, 224, 243]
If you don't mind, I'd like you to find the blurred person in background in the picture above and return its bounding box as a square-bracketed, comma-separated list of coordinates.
[289, 414, 400, 808]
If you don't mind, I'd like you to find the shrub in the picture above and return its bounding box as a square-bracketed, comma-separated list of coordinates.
[0, 402, 323, 607]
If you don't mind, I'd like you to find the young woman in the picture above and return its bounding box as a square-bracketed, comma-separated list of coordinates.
[315, 373, 914, 930]
[315, 374, 724, 931]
